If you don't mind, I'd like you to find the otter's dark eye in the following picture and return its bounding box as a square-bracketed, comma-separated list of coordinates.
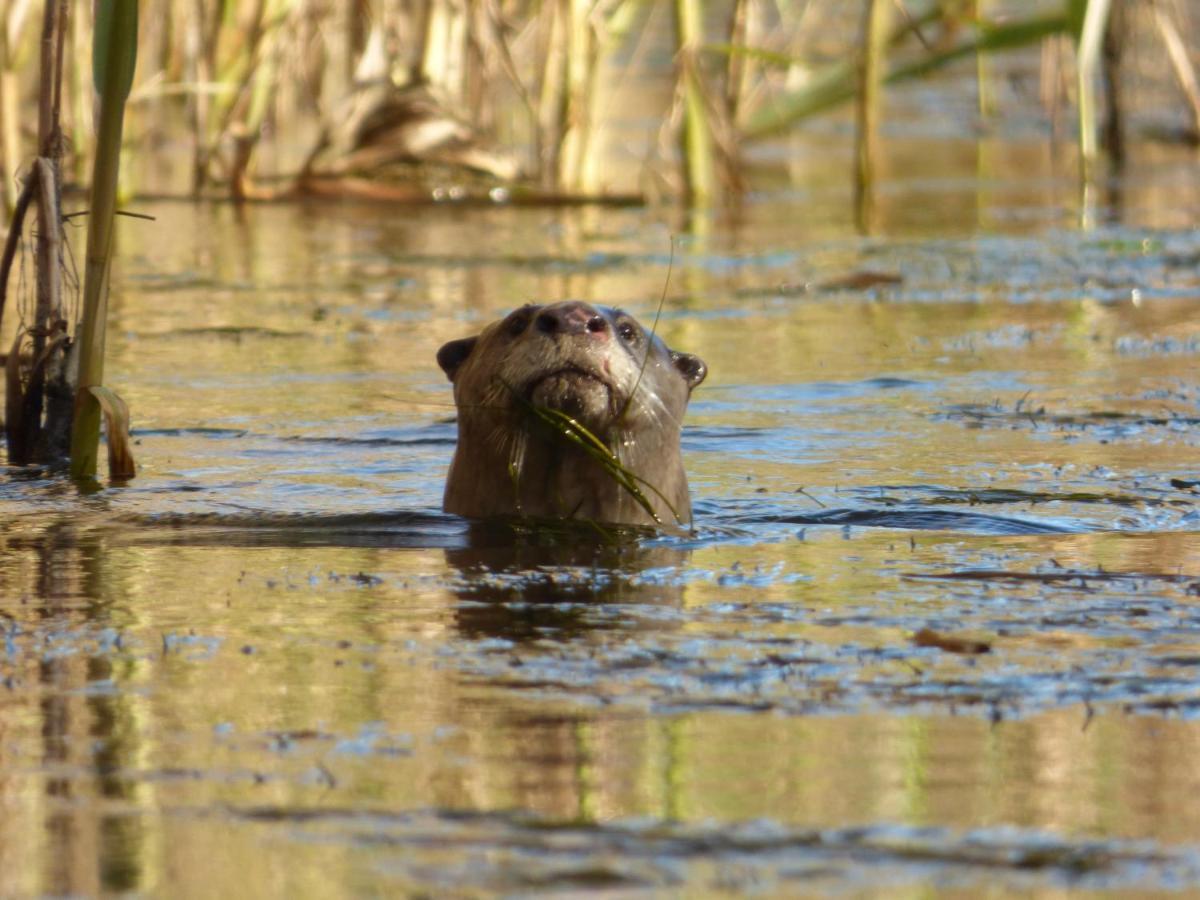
[505, 314, 530, 337]
[617, 321, 638, 342]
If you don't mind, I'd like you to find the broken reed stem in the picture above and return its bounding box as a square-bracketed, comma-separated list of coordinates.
[723, 0, 749, 124]
[33, 156, 62, 338]
[2, 166, 68, 468]
[6, 0, 71, 466]
[21, 157, 67, 462]
[1101, 1, 1125, 166]
[975, 0, 993, 117]
[31, 0, 67, 408]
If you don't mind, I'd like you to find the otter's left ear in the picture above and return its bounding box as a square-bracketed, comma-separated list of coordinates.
[437, 337, 477, 382]
[671, 351, 707, 390]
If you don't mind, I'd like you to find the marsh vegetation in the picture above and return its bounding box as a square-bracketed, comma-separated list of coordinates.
[1, 0, 1196, 207]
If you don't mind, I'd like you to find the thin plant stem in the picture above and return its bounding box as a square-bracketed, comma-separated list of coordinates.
[674, 0, 714, 204]
[1076, 0, 1113, 179]
[854, 0, 892, 232]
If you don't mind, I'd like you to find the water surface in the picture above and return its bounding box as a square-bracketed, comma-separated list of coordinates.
[2, 137, 1200, 895]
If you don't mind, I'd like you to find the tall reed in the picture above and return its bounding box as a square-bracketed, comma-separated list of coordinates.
[674, 0, 714, 204]
[1, 0, 71, 465]
[1074, 0, 1114, 179]
[69, 0, 138, 480]
[0, 2, 1194, 213]
[854, 0, 892, 231]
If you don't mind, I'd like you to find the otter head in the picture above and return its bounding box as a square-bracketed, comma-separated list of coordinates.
[438, 301, 706, 527]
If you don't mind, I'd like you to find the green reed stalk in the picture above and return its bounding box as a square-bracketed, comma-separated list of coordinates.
[69, 0, 138, 480]
[68, 3, 90, 186]
[974, 0, 993, 117]
[675, 0, 714, 204]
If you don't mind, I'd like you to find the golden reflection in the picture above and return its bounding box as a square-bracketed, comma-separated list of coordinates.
[0, 520, 1197, 892]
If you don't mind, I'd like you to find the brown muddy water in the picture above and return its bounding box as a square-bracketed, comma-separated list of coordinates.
[3, 142, 1200, 897]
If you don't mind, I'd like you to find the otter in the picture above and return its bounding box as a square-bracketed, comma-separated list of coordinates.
[437, 301, 707, 527]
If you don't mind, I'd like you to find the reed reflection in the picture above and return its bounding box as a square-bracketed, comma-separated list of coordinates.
[0, 528, 148, 897]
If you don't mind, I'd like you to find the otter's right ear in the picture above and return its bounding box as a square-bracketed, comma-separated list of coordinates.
[671, 351, 707, 391]
[437, 337, 477, 382]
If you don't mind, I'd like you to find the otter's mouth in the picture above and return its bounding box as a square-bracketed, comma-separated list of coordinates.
[524, 366, 617, 424]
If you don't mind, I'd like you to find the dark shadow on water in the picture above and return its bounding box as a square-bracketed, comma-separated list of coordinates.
[940, 403, 1200, 432]
[105, 510, 471, 549]
[222, 805, 1200, 894]
[710, 504, 1082, 536]
[18, 500, 1086, 553]
[855, 484, 1163, 510]
[445, 521, 690, 642]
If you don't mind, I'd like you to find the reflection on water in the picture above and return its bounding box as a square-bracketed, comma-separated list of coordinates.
[1, 130, 1200, 894]
[445, 523, 689, 642]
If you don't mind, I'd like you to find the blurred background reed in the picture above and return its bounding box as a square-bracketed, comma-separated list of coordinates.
[0, 0, 1196, 211]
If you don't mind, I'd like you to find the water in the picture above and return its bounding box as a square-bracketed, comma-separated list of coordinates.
[2, 140, 1200, 896]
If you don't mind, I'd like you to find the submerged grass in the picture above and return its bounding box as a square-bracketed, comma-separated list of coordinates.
[517, 397, 681, 528]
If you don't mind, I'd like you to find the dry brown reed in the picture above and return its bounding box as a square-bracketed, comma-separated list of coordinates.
[0, 1, 1194, 213]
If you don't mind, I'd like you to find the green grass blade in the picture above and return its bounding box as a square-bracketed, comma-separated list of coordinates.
[741, 10, 1069, 140]
[675, 0, 715, 204]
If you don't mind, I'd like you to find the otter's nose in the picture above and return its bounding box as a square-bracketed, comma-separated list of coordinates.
[535, 302, 608, 337]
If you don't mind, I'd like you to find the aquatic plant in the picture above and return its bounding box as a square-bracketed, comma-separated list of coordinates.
[1, 0, 73, 466]
[69, 0, 138, 480]
[523, 400, 679, 527]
